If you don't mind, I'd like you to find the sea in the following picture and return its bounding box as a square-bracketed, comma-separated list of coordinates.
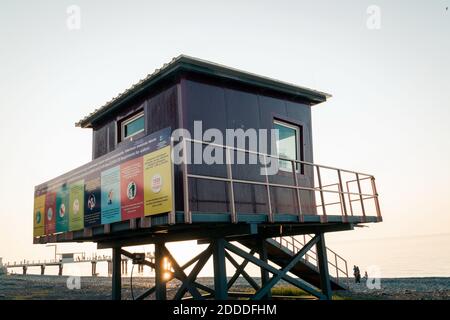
[6, 233, 450, 279]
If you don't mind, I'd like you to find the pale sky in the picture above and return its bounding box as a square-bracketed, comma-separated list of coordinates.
[1, 0, 449, 277]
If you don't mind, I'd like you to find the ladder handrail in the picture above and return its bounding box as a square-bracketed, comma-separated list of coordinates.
[275, 234, 349, 287]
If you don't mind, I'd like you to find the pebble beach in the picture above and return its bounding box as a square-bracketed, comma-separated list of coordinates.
[0, 275, 449, 300]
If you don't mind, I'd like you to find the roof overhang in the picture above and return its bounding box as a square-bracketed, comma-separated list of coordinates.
[76, 55, 332, 128]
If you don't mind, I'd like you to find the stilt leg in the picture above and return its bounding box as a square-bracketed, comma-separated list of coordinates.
[213, 238, 227, 300]
[258, 238, 271, 300]
[155, 242, 167, 300]
[112, 247, 122, 300]
[317, 233, 332, 300]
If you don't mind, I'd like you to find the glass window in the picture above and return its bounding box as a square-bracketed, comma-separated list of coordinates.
[274, 120, 301, 172]
[121, 112, 144, 141]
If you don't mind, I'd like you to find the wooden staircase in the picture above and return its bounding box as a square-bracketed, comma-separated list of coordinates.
[239, 235, 348, 291]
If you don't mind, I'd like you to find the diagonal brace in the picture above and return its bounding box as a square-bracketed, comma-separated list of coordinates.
[121, 247, 212, 300]
[225, 251, 260, 291]
[163, 245, 206, 300]
[224, 239, 326, 299]
[227, 248, 256, 289]
[252, 236, 320, 300]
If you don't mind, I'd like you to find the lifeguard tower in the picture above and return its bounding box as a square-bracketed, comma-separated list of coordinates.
[33, 55, 382, 300]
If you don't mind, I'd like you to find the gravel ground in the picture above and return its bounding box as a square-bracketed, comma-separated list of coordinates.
[338, 277, 450, 300]
[0, 275, 449, 300]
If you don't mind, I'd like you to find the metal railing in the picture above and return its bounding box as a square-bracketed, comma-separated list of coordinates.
[274, 235, 349, 287]
[177, 137, 382, 224]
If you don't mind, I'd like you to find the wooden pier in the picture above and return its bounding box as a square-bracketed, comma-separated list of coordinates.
[2, 252, 154, 276]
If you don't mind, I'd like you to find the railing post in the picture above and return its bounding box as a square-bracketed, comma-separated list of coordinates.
[346, 181, 354, 216]
[371, 176, 382, 221]
[182, 138, 191, 223]
[355, 173, 366, 221]
[337, 169, 348, 222]
[169, 137, 176, 225]
[291, 160, 304, 222]
[335, 254, 339, 282]
[226, 148, 237, 223]
[316, 166, 327, 222]
[263, 155, 274, 223]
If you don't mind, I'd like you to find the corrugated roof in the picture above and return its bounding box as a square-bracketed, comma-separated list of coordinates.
[76, 55, 331, 128]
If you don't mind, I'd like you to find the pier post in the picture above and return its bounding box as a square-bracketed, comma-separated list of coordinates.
[317, 233, 332, 300]
[154, 242, 167, 300]
[91, 261, 97, 276]
[58, 264, 63, 276]
[112, 247, 122, 300]
[22, 265, 27, 275]
[107, 260, 112, 276]
[121, 260, 128, 275]
[41, 265, 45, 275]
[212, 238, 228, 300]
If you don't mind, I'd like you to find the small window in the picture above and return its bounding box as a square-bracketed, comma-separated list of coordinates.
[120, 112, 144, 141]
[274, 120, 302, 173]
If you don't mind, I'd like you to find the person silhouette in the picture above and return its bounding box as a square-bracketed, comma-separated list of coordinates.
[353, 265, 361, 283]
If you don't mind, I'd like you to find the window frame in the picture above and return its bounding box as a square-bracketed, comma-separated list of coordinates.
[119, 111, 145, 142]
[273, 119, 304, 174]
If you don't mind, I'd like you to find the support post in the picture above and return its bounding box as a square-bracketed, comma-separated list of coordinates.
[91, 261, 97, 276]
[213, 238, 228, 300]
[107, 260, 112, 276]
[40, 265, 45, 275]
[58, 264, 63, 276]
[155, 242, 167, 300]
[112, 247, 122, 300]
[258, 238, 271, 300]
[316, 233, 332, 300]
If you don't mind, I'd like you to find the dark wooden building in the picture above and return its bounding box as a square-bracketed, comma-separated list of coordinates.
[77, 55, 343, 220]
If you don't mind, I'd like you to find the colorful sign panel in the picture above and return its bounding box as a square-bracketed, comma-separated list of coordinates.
[101, 166, 121, 224]
[33, 127, 172, 238]
[69, 180, 84, 231]
[144, 146, 173, 216]
[84, 174, 101, 227]
[33, 194, 46, 237]
[121, 157, 144, 220]
[56, 184, 69, 233]
[44, 192, 56, 235]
